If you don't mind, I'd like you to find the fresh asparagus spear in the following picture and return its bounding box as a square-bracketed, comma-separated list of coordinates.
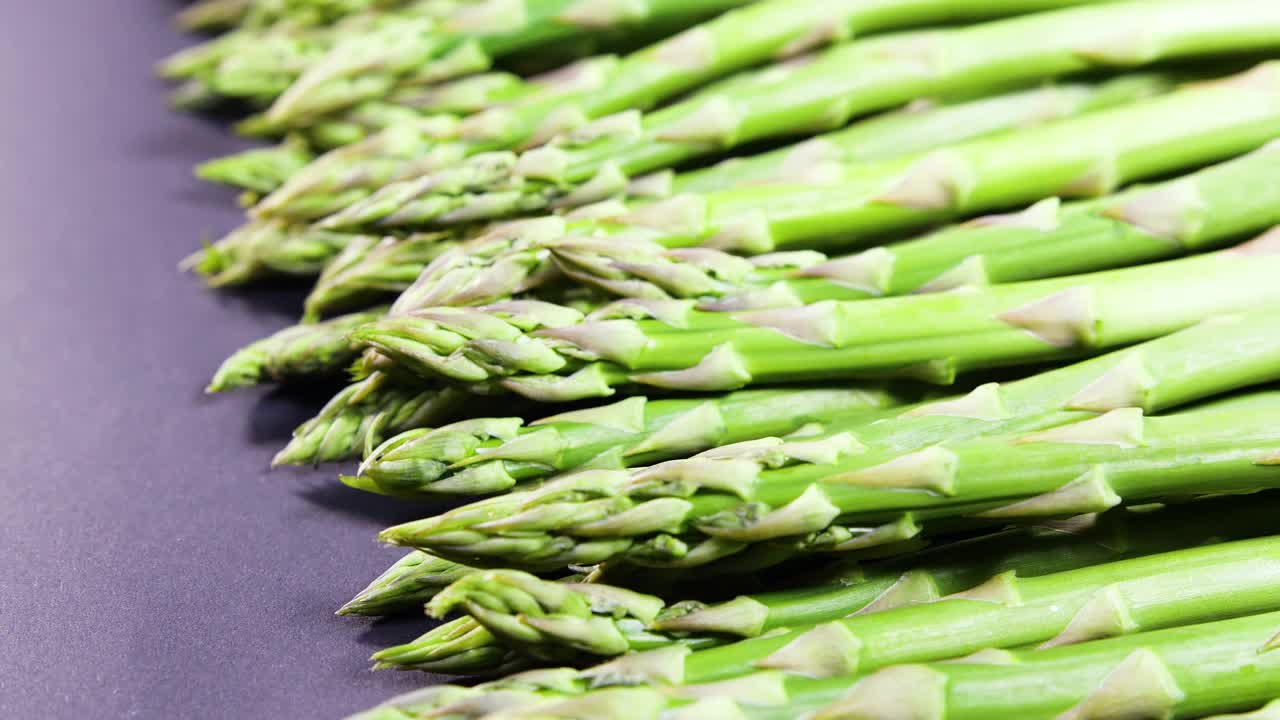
[557, 140, 1280, 307]
[271, 372, 468, 465]
[196, 136, 316, 194]
[176, 0, 254, 32]
[177, 0, 408, 33]
[368, 492, 1280, 670]
[255, 82, 1160, 316]
[309, 0, 1280, 230]
[338, 550, 476, 616]
[207, 307, 387, 392]
[1206, 701, 1280, 720]
[303, 231, 461, 320]
[264, 0, 755, 127]
[369, 615, 525, 674]
[341, 62, 1280, 308]
[180, 220, 355, 287]
[430, 610, 1280, 720]
[254, 0, 1116, 220]
[377, 301, 1280, 569]
[356, 385, 905, 496]
[359, 536, 1280, 717]
[225, 72, 1169, 305]
[355, 234, 1280, 401]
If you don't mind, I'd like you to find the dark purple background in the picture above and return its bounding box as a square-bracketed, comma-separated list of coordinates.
[0, 3, 447, 716]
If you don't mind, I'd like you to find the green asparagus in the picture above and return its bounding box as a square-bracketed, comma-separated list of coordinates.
[355, 234, 1280, 401]
[207, 307, 387, 392]
[181, 220, 355, 287]
[302, 231, 460, 320]
[344, 63, 1280, 308]
[264, 0, 754, 127]
[440, 610, 1280, 720]
[1206, 701, 1280, 720]
[338, 550, 477, 615]
[422, 532, 1280, 701]
[311, 0, 1280, 230]
[196, 136, 316, 194]
[271, 372, 468, 465]
[356, 385, 904, 496]
[557, 140, 1280, 307]
[367, 493, 1280, 673]
[255, 0, 1116, 220]
[377, 301, 1280, 569]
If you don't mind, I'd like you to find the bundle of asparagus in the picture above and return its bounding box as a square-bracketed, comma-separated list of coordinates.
[169, 0, 1280, 717]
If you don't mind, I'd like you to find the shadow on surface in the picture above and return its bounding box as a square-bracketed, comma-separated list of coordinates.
[356, 614, 440, 650]
[292, 479, 450, 527]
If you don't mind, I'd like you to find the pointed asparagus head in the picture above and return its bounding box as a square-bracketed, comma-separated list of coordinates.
[428, 569, 664, 658]
[369, 616, 519, 674]
[358, 417, 526, 495]
[196, 137, 314, 194]
[338, 551, 475, 617]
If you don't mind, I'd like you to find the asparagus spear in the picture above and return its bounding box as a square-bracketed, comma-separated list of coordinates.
[222, 75, 1162, 295]
[370, 615, 525, 674]
[368, 493, 1280, 669]
[558, 140, 1280, 307]
[356, 385, 904, 496]
[355, 234, 1280, 401]
[303, 231, 461, 320]
[207, 307, 387, 392]
[180, 220, 355, 287]
[313, 0, 1280, 230]
[361, 534, 1280, 716]
[271, 372, 468, 465]
[442, 610, 1280, 720]
[264, 0, 755, 127]
[338, 549, 476, 616]
[1207, 701, 1280, 720]
[176, 0, 254, 32]
[196, 136, 316, 194]
[378, 300, 1280, 568]
[440, 532, 1280, 688]
[341, 62, 1280, 309]
[177, 0, 408, 33]
[254, 0, 1116, 220]
[391, 389, 1280, 571]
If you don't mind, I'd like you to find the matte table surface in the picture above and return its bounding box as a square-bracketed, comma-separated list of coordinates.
[0, 2, 446, 716]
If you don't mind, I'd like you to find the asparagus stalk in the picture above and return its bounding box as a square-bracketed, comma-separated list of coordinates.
[264, 0, 755, 127]
[451, 610, 1280, 720]
[370, 615, 525, 674]
[204, 54, 622, 196]
[303, 231, 461, 320]
[1207, 701, 1280, 720]
[456, 533, 1280, 689]
[558, 140, 1280, 307]
[233, 73, 1167, 307]
[369, 493, 1280, 670]
[176, 0, 408, 33]
[312, 0, 1280, 230]
[338, 549, 476, 616]
[356, 385, 905, 496]
[196, 136, 316, 194]
[207, 307, 387, 392]
[254, 0, 1115, 220]
[180, 220, 355, 287]
[378, 301, 1280, 568]
[271, 372, 468, 465]
[176, 0, 253, 32]
[355, 234, 1280, 401]
[340, 62, 1280, 309]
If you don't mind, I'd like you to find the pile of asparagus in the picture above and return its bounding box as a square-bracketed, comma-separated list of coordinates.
[169, 0, 1280, 717]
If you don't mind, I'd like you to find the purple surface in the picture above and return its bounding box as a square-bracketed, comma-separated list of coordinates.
[0, 3, 446, 716]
